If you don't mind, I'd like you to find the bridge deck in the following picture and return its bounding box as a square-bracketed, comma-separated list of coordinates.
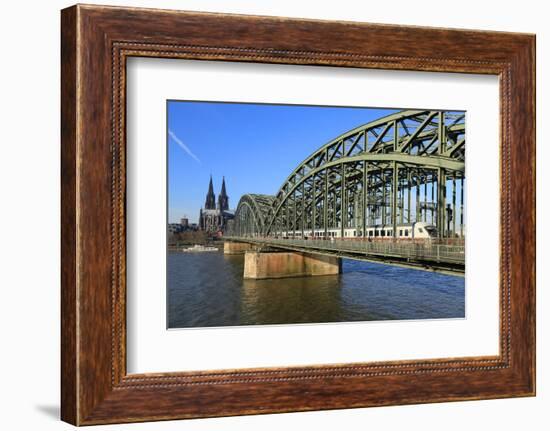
[225, 237, 465, 275]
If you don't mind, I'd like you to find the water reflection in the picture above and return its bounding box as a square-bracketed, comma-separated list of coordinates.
[240, 275, 344, 325]
[167, 251, 464, 329]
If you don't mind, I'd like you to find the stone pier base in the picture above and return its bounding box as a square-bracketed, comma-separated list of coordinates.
[223, 241, 254, 255]
[243, 251, 341, 280]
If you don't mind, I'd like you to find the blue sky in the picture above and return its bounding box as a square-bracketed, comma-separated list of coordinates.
[167, 101, 400, 223]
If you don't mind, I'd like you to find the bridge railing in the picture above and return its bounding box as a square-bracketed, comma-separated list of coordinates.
[225, 237, 465, 264]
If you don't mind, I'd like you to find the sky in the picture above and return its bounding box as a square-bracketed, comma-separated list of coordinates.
[167, 101, 400, 223]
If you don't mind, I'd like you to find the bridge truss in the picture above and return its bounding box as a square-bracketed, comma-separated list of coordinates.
[230, 109, 465, 240]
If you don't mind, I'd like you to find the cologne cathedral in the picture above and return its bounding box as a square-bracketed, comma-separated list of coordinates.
[199, 176, 234, 234]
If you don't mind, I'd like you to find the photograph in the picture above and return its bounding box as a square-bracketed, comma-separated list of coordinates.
[167, 101, 466, 329]
[0, 0, 540, 428]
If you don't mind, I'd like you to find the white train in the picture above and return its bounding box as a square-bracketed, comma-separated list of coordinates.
[279, 221, 438, 240]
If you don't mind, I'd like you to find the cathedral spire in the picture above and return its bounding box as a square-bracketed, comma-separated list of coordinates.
[218, 176, 229, 211]
[204, 175, 216, 209]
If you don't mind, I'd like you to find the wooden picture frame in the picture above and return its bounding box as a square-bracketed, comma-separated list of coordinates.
[61, 4, 536, 425]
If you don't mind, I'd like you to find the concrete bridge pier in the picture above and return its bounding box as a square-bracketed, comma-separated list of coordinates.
[243, 250, 341, 280]
[224, 241, 255, 255]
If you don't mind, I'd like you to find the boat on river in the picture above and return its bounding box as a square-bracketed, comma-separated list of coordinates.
[181, 244, 218, 253]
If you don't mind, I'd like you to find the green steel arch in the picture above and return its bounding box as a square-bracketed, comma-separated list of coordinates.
[231, 194, 276, 237]
[233, 109, 466, 239]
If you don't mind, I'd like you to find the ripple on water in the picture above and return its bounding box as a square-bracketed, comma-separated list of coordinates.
[167, 252, 465, 328]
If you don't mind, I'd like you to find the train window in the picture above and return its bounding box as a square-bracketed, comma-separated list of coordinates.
[425, 226, 437, 237]
[375, 230, 379, 237]
[369, 231, 373, 237]
[404, 229, 409, 237]
[399, 229, 403, 236]
[381, 230, 385, 237]
[388, 230, 392, 236]
[418, 227, 424, 233]
[353, 230, 357, 236]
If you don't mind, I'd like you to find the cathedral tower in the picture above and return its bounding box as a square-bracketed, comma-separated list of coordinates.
[218, 176, 229, 211]
[204, 175, 216, 210]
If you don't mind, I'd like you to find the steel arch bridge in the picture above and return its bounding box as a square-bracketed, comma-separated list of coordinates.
[230, 194, 276, 237]
[229, 109, 465, 241]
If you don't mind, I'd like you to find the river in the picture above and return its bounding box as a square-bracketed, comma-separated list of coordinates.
[167, 250, 465, 329]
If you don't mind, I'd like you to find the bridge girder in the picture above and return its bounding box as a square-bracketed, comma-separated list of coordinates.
[231, 110, 466, 239]
[231, 194, 275, 238]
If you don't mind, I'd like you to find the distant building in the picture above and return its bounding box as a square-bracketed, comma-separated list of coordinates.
[168, 223, 183, 235]
[180, 217, 189, 228]
[168, 215, 196, 236]
[199, 176, 234, 234]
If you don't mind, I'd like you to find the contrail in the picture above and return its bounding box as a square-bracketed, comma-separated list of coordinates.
[168, 129, 201, 164]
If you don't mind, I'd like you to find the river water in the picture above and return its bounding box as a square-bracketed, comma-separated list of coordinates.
[167, 250, 465, 329]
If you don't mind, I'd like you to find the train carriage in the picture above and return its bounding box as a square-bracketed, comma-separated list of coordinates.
[280, 222, 438, 241]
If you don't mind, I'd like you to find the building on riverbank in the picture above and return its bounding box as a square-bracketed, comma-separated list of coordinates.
[199, 176, 234, 234]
